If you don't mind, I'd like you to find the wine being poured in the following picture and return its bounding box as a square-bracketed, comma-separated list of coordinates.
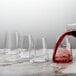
[53, 31, 76, 63]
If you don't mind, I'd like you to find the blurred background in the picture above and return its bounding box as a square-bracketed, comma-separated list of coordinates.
[0, 0, 76, 49]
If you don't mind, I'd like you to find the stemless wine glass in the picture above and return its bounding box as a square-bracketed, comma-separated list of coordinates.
[0, 32, 7, 54]
[19, 33, 34, 61]
[66, 23, 76, 60]
[19, 32, 29, 60]
[5, 32, 20, 61]
[30, 37, 49, 63]
[28, 34, 34, 59]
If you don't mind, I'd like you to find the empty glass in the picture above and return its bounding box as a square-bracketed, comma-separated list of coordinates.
[5, 32, 20, 61]
[0, 32, 7, 54]
[28, 34, 35, 59]
[66, 23, 76, 59]
[30, 37, 49, 63]
[19, 34, 34, 61]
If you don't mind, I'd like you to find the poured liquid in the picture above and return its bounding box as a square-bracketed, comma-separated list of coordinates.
[54, 47, 72, 63]
[53, 31, 76, 63]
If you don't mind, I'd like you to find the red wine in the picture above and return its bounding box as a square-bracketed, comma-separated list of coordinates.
[53, 31, 76, 63]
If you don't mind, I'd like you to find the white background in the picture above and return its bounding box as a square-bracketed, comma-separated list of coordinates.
[0, 0, 76, 48]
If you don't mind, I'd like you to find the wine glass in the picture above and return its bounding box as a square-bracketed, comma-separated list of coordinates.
[30, 37, 49, 63]
[0, 32, 7, 54]
[19, 33, 34, 61]
[66, 23, 76, 60]
[5, 32, 20, 61]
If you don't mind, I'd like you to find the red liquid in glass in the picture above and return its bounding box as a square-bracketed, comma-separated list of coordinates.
[53, 31, 76, 63]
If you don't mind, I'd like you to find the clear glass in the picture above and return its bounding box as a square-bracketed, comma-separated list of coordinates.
[30, 37, 49, 63]
[28, 34, 35, 59]
[0, 32, 7, 54]
[66, 23, 76, 59]
[19, 33, 34, 61]
[5, 32, 20, 62]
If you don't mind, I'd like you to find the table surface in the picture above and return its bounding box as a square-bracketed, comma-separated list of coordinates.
[0, 49, 75, 76]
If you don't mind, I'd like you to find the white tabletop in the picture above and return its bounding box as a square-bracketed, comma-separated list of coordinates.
[0, 49, 75, 76]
